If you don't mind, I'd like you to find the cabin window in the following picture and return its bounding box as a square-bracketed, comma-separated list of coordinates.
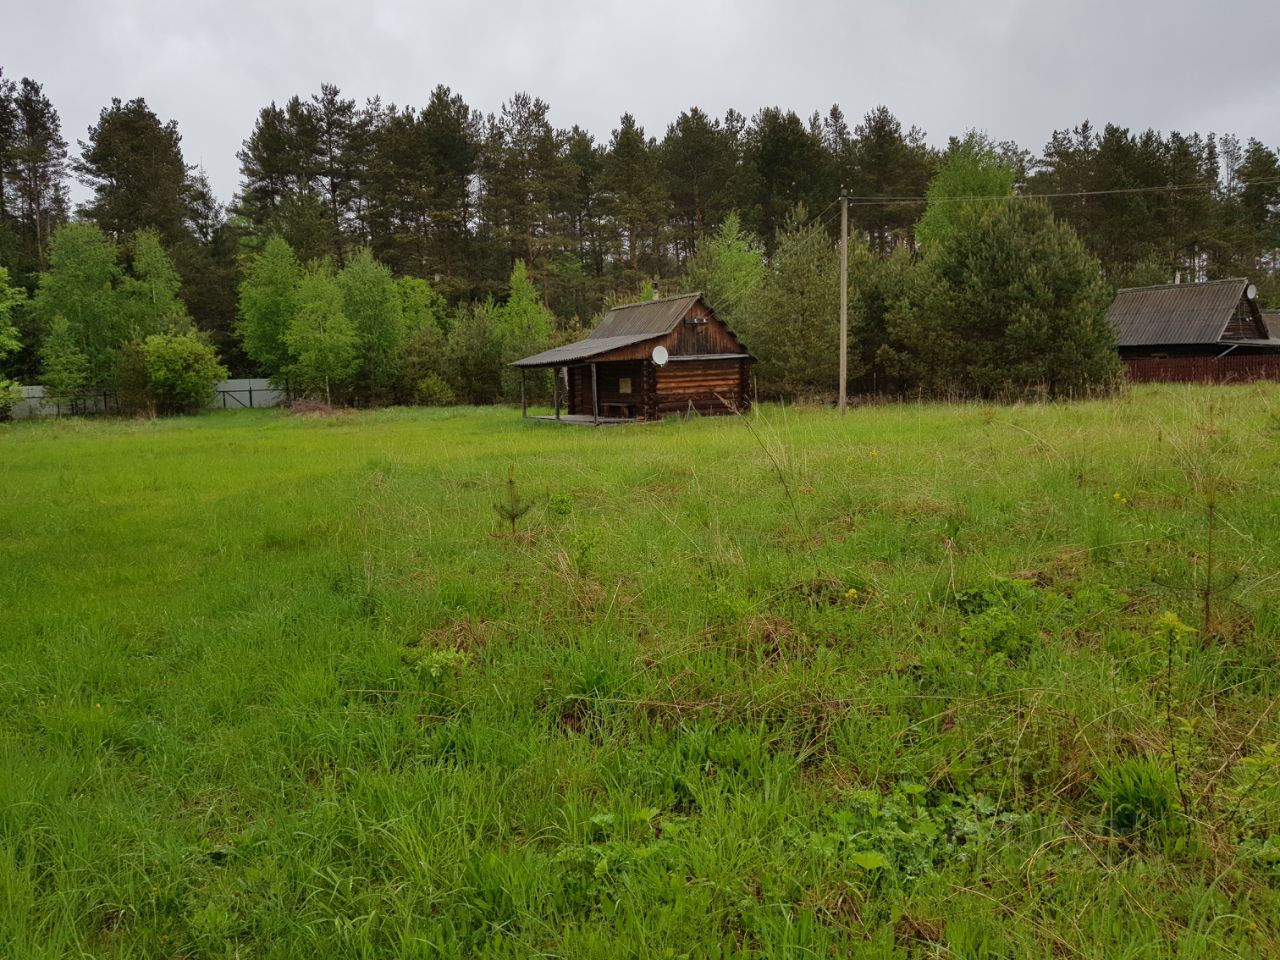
[618, 377, 632, 394]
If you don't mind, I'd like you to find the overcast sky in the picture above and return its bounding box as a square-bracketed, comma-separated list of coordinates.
[4, 0, 1279, 205]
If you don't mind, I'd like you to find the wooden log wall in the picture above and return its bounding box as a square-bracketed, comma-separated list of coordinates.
[655, 359, 750, 415]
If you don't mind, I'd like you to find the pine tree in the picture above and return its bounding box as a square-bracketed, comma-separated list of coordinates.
[548, 126, 608, 318]
[890, 200, 1119, 398]
[445, 300, 502, 404]
[363, 103, 434, 278]
[310, 84, 364, 266]
[739, 108, 834, 252]
[603, 114, 669, 273]
[419, 86, 480, 283]
[1, 76, 70, 281]
[75, 97, 193, 246]
[684, 212, 764, 331]
[362, 86, 480, 286]
[235, 102, 297, 232]
[179, 168, 243, 372]
[848, 106, 936, 252]
[745, 209, 856, 398]
[0, 70, 13, 233]
[479, 93, 572, 276]
[660, 108, 738, 258]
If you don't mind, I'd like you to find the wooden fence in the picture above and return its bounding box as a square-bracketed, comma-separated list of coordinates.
[1124, 354, 1280, 384]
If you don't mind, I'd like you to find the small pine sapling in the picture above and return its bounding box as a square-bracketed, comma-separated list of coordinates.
[493, 463, 533, 534]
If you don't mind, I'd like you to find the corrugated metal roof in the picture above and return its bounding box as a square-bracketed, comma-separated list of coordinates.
[509, 334, 658, 368]
[588, 293, 703, 339]
[1264, 311, 1280, 340]
[511, 292, 705, 367]
[1106, 279, 1247, 346]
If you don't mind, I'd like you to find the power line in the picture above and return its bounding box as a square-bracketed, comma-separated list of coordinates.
[793, 195, 841, 230]
[837, 175, 1280, 207]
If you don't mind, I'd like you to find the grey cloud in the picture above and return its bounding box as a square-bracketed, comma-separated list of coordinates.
[3, 0, 1278, 203]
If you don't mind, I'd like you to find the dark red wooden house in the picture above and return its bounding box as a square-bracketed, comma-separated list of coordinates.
[1106, 278, 1280, 383]
[511, 293, 753, 422]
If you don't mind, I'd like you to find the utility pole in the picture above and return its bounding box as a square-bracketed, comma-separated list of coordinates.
[838, 192, 848, 416]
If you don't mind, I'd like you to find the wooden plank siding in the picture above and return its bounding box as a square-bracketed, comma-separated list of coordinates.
[1124, 355, 1280, 383]
[579, 302, 748, 365]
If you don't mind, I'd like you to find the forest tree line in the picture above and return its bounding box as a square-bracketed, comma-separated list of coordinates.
[1, 69, 1278, 408]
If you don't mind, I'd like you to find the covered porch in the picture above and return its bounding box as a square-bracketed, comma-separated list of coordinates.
[517, 359, 653, 425]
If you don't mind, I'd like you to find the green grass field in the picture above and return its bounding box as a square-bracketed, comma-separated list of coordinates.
[3, 386, 1280, 958]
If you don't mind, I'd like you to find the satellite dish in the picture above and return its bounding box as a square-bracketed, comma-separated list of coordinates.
[1246, 284, 1258, 301]
[651, 345, 669, 366]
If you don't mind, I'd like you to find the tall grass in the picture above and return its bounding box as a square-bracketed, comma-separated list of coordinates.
[2, 386, 1279, 957]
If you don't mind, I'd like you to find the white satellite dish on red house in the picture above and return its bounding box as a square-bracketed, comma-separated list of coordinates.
[1246, 283, 1258, 301]
[651, 345, 669, 366]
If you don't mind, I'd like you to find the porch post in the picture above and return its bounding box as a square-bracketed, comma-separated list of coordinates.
[591, 363, 599, 424]
[520, 368, 527, 417]
[554, 366, 561, 420]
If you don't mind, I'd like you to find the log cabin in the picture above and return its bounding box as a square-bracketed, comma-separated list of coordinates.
[1105, 278, 1280, 383]
[510, 293, 753, 422]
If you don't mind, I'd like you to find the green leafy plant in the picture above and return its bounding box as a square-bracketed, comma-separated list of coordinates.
[414, 373, 455, 406]
[955, 576, 1047, 663]
[402, 647, 468, 693]
[805, 783, 1005, 888]
[139, 331, 228, 414]
[1093, 755, 1180, 844]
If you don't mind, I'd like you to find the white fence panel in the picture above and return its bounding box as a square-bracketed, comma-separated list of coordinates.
[9, 379, 287, 419]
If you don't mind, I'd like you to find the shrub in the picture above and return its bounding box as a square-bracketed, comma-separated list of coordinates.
[414, 373, 455, 407]
[0, 380, 17, 421]
[139, 332, 228, 414]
